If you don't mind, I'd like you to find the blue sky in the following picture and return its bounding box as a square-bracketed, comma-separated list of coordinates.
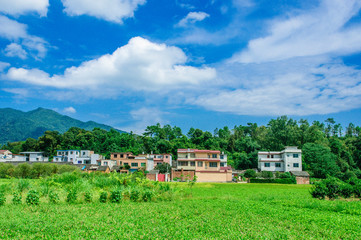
[1, 0, 361, 133]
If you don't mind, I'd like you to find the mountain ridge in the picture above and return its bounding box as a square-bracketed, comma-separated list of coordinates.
[0, 107, 126, 144]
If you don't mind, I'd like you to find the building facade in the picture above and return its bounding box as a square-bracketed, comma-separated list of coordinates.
[0, 150, 12, 161]
[258, 146, 302, 172]
[19, 152, 48, 162]
[53, 150, 101, 164]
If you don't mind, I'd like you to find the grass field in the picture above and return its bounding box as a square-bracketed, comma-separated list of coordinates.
[0, 182, 360, 239]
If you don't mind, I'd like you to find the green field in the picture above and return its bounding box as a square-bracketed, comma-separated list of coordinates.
[0, 182, 360, 239]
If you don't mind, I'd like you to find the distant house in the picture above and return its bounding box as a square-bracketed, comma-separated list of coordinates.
[290, 171, 310, 184]
[99, 159, 117, 169]
[175, 149, 232, 182]
[0, 150, 12, 161]
[53, 150, 102, 164]
[258, 146, 302, 172]
[19, 152, 48, 162]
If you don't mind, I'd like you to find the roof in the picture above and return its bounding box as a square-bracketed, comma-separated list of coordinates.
[0, 150, 11, 153]
[177, 149, 220, 154]
[220, 166, 232, 171]
[290, 171, 310, 177]
[20, 152, 44, 154]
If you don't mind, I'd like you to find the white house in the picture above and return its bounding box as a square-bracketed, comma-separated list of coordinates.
[0, 150, 12, 161]
[99, 159, 117, 169]
[19, 152, 49, 162]
[258, 146, 302, 172]
[53, 150, 102, 164]
[220, 152, 227, 167]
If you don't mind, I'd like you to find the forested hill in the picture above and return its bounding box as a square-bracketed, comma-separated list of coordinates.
[0, 107, 125, 144]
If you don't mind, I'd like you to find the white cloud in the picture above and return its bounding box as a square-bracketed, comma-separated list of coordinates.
[232, 0, 361, 63]
[4, 43, 27, 59]
[0, 15, 48, 59]
[63, 106, 76, 114]
[192, 57, 361, 116]
[0, 0, 49, 16]
[120, 107, 167, 134]
[5, 37, 216, 92]
[2, 88, 29, 98]
[0, 62, 10, 72]
[177, 12, 210, 27]
[61, 0, 146, 24]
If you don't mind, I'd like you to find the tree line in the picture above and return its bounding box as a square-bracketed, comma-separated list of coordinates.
[2, 116, 361, 179]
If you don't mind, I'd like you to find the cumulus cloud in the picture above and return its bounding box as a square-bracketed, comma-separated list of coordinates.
[0, 0, 49, 16]
[63, 106, 76, 114]
[0, 62, 10, 72]
[61, 0, 146, 24]
[4, 43, 27, 59]
[0, 15, 48, 59]
[121, 107, 168, 134]
[231, 0, 361, 63]
[177, 12, 210, 27]
[5, 37, 216, 92]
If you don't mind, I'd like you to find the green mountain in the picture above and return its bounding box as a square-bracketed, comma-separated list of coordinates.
[0, 107, 126, 144]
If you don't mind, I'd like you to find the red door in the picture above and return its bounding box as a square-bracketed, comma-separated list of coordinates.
[158, 174, 165, 182]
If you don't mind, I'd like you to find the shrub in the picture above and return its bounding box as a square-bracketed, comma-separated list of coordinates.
[17, 179, 30, 193]
[354, 181, 361, 198]
[311, 181, 328, 199]
[244, 169, 257, 178]
[250, 178, 296, 184]
[49, 191, 59, 204]
[0, 192, 6, 206]
[110, 190, 122, 203]
[339, 183, 353, 198]
[14, 163, 31, 178]
[323, 177, 341, 199]
[279, 172, 292, 179]
[130, 189, 140, 202]
[99, 192, 108, 203]
[84, 192, 92, 203]
[142, 189, 153, 202]
[66, 189, 78, 203]
[260, 171, 273, 178]
[12, 192, 22, 205]
[26, 190, 40, 205]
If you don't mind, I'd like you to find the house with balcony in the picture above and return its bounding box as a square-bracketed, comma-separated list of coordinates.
[175, 149, 232, 182]
[258, 146, 302, 172]
[53, 150, 102, 164]
[110, 152, 147, 172]
[148, 153, 172, 167]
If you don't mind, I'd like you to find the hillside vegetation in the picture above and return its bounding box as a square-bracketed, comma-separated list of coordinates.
[0, 107, 125, 144]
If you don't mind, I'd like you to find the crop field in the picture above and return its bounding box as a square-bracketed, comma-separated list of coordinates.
[0, 181, 361, 239]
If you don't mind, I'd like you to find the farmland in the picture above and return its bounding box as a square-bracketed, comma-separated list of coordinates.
[0, 181, 360, 239]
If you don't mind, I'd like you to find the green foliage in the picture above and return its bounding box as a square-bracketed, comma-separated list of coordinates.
[99, 191, 108, 203]
[259, 171, 274, 178]
[12, 192, 22, 205]
[66, 189, 78, 203]
[26, 190, 39, 205]
[250, 178, 296, 184]
[130, 188, 140, 202]
[0, 192, 5, 206]
[310, 177, 356, 200]
[16, 179, 30, 192]
[244, 169, 257, 178]
[84, 192, 92, 203]
[110, 190, 122, 203]
[154, 163, 171, 173]
[49, 191, 59, 204]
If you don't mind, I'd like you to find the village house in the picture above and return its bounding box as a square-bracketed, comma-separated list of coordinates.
[110, 152, 147, 172]
[53, 150, 102, 164]
[0, 150, 12, 161]
[257, 146, 302, 172]
[18, 152, 49, 162]
[175, 149, 232, 182]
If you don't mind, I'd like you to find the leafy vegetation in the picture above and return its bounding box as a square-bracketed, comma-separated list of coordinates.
[0, 182, 360, 239]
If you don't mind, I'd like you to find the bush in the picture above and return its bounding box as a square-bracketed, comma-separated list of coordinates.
[26, 190, 40, 205]
[0, 192, 6, 206]
[49, 191, 59, 204]
[12, 192, 22, 204]
[354, 181, 361, 198]
[84, 192, 92, 203]
[250, 178, 296, 184]
[260, 171, 273, 178]
[142, 189, 153, 202]
[110, 190, 122, 203]
[17, 179, 30, 192]
[340, 183, 353, 198]
[279, 172, 292, 178]
[66, 189, 78, 203]
[130, 188, 140, 202]
[244, 169, 257, 178]
[99, 191, 108, 203]
[311, 181, 328, 199]
[310, 177, 342, 200]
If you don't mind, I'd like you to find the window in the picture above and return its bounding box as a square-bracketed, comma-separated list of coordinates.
[212, 154, 217, 158]
[104, 161, 108, 165]
[190, 161, 195, 166]
[70, 151, 73, 154]
[36, 158, 40, 161]
[209, 162, 217, 167]
[120, 154, 123, 158]
[70, 158, 73, 161]
[78, 161, 82, 164]
[124, 163, 129, 166]
[157, 163, 162, 165]
[267, 155, 270, 158]
[293, 163, 299, 168]
[271, 155, 274, 158]
[178, 161, 188, 166]
[157, 156, 162, 158]
[264, 163, 270, 167]
[197, 162, 203, 167]
[220, 155, 224, 159]
[275, 163, 281, 168]
[141, 163, 146, 167]
[293, 154, 299, 158]
[114, 154, 117, 158]
[220, 162, 225, 167]
[83, 152, 86, 156]
[131, 163, 138, 167]
[166, 156, 168, 158]
[190, 153, 195, 158]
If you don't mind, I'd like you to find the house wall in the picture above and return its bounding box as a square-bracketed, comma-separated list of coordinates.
[195, 171, 232, 182]
[171, 170, 195, 181]
[146, 174, 157, 181]
[296, 176, 309, 184]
